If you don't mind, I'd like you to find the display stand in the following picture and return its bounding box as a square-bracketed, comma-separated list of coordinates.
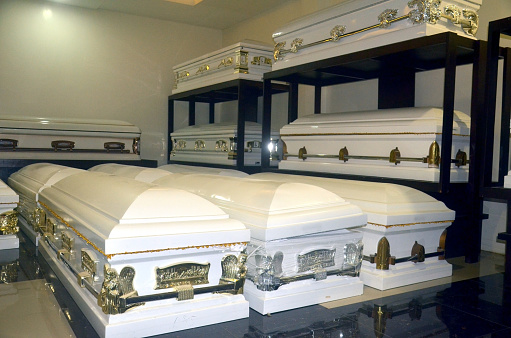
[168, 79, 287, 173]
[261, 32, 486, 260]
[480, 16, 511, 288]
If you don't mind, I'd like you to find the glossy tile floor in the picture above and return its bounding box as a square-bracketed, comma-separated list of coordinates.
[1, 232, 509, 338]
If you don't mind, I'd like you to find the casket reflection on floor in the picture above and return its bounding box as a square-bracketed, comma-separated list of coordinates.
[0, 115, 141, 160]
[134, 171, 367, 315]
[279, 107, 470, 182]
[0, 179, 20, 250]
[8, 164, 250, 337]
[252, 173, 455, 290]
[170, 122, 280, 167]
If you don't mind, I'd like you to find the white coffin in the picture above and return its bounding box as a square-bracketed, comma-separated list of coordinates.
[151, 173, 366, 314]
[89, 163, 173, 183]
[172, 40, 273, 94]
[0, 115, 141, 160]
[252, 172, 455, 290]
[171, 121, 281, 166]
[18, 168, 250, 337]
[279, 107, 470, 182]
[272, 0, 481, 70]
[0, 179, 19, 250]
[8, 163, 84, 246]
[159, 163, 249, 177]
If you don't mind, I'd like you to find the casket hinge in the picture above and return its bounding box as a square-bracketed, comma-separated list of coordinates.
[51, 140, 75, 151]
[0, 210, 19, 235]
[454, 149, 468, 167]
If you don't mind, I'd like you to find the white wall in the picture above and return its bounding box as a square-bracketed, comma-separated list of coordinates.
[0, 0, 222, 164]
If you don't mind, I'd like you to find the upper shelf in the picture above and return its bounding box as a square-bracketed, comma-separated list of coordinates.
[264, 32, 479, 87]
[168, 79, 288, 103]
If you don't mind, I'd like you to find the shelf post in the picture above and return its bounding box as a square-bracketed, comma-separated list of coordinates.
[314, 85, 321, 114]
[288, 82, 299, 123]
[188, 98, 196, 126]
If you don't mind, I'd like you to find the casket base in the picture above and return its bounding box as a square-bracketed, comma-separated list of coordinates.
[279, 160, 469, 182]
[39, 240, 249, 338]
[0, 234, 18, 250]
[243, 276, 363, 315]
[17, 216, 40, 246]
[360, 258, 452, 291]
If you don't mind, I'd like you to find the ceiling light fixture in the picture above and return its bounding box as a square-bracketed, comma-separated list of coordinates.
[164, 0, 203, 6]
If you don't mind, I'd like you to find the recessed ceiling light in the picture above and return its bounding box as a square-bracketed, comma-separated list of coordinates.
[164, 0, 203, 5]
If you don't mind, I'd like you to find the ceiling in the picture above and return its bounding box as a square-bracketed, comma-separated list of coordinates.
[45, 0, 294, 30]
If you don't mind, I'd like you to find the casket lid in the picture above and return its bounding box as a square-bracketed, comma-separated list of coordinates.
[39, 171, 249, 257]
[158, 164, 248, 177]
[153, 173, 366, 241]
[171, 121, 275, 137]
[8, 163, 83, 200]
[89, 163, 172, 183]
[173, 40, 272, 70]
[251, 173, 455, 227]
[281, 107, 469, 135]
[0, 179, 18, 205]
[0, 115, 140, 134]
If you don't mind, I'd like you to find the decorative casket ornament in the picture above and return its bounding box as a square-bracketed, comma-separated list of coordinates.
[8, 165, 250, 337]
[0, 115, 141, 160]
[8, 163, 84, 246]
[0, 179, 20, 250]
[148, 172, 367, 314]
[272, 0, 481, 69]
[170, 121, 281, 167]
[172, 40, 273, 94]
[252, 172, 455, 290]
[279, 107, 470, 182]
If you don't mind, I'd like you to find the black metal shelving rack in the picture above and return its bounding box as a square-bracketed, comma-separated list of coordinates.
[261, 32, 486, 261]
[168, 79, 287, 173]
[480, 16, 511, 288]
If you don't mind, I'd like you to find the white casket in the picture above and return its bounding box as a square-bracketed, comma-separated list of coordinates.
[150, 173, 366, 314]
[0, 179, 19, 250]
[170, 121, 281, 166]
[252, 173, 455, 290]
[0, 115, 141, 160]
[159, 163, 249, 177]
[89, 163, 172, 183]
[8, 163, 84, 246]
[11, 168, 250, 337]
[172, 40, 273, 94]
[272, 0, 481, 70]
[279, 107, 470, 182]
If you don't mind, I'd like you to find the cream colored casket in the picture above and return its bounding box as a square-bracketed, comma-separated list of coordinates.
[0, 179, 19, 250]
[171, 122, 281, 166]
[8, 163, 84, 246]
[90, 163, 173, 183]
[279, 107, 470, 182]
[149, 173, 366, 314]
[172, 40, 273, 94]
[0, 115, 141, 160]
[252, 173, 455, 290]
[159, 163, 249, 177]
[9, 167, 250, 337]
[272, 0, 481, 70]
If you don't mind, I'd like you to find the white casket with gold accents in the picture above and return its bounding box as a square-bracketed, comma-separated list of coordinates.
[0, 115, 141, 160]
[149, 173, 366, 315]
[8, 167, 250, 337]
[252, 173, 455, 290]
[170, 122, 281, 167]
[8, 163, 84, 246]
[279, 107, 470, 182]
[271, 0, 481, 70]
[0, 179, 19, 250]
[172, 40, 273, 94]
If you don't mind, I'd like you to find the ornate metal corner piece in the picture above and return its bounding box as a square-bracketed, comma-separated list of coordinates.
[220, 253, 247, 294]
[408, 0, 442, 25]
[297, 248, 336, 273]
[98, 266, 140, 314]
[0, 211, 19, 235]
[273, 42, 286, 61]
[234, 50, 249, 74]
[155, 262, 210, 290]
